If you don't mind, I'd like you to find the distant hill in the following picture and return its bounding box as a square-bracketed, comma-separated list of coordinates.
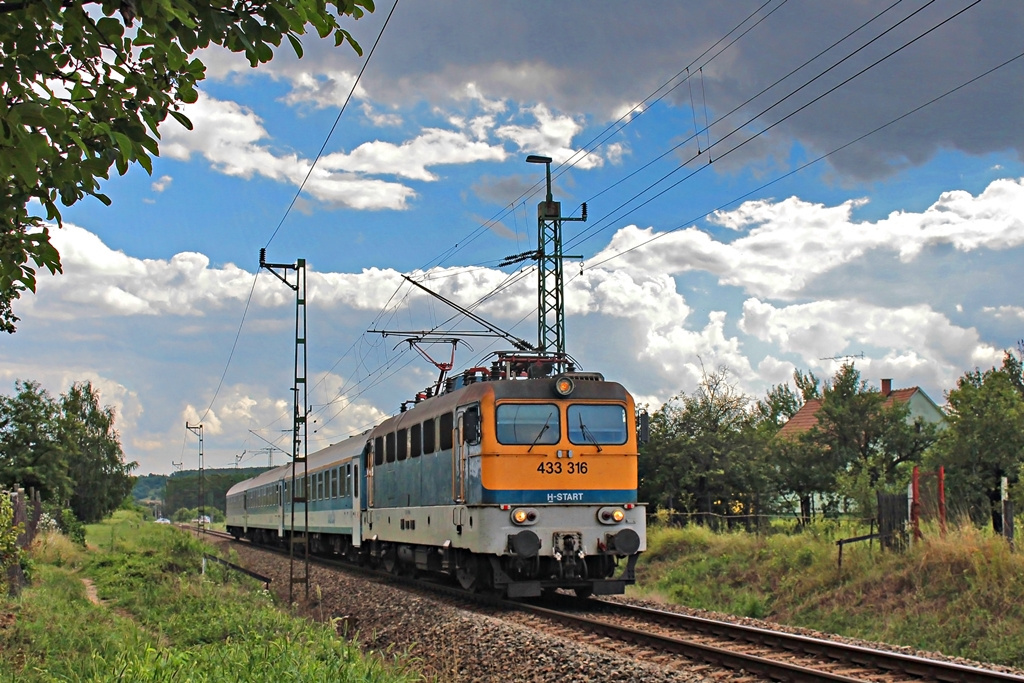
[132, 467, 272, 515]
[164, 467, 273, 514]
[132, 474, 167, 503]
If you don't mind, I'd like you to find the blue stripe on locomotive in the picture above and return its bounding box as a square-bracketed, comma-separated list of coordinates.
[480, 488, 637, 504]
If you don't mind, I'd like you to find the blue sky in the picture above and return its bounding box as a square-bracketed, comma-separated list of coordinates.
[5, 0, 1024, 474]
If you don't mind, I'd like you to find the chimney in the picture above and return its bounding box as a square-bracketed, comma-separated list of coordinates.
[881, 378, 892, 396]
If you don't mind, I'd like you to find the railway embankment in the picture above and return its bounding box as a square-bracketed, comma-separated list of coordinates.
[634, 522, 1024, 670]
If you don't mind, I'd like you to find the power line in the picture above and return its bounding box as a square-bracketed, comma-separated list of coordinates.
[565, 0, 981, 254]
[189, 2, 400, 433]
[265, 0, 402, 249]
[583, 48, 1024, 270]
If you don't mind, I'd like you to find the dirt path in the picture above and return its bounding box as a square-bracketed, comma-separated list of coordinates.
[81, 578, 101, 605]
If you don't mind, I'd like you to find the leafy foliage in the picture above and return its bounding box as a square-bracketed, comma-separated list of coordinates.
[0, 380, 136, 524]
[639, 365, 777, 521]
[928, 352, 1024, 529]
[642, 363, 940, 522]
[0, 493, 23, 595]
[0, 380, 72, 500]
[0, 0, 374, 331]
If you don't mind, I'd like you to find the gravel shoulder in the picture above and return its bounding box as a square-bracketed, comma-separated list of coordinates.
[210, 537, 722, 682]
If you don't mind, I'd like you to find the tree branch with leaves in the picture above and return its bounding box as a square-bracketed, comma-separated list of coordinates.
[0, 0, 374, 331]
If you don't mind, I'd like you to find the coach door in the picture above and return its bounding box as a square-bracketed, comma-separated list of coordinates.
[453, 410, 466, 502]
[453, 404, 480, 503]
[277, 482, 284, 537]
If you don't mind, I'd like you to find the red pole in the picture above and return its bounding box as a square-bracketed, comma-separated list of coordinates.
[912, 466, 923, 541]
[938, 466, 946, 536]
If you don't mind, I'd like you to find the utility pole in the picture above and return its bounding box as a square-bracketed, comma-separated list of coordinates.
[185, 422, 204, 534]
[525, 155, 585, 367]
[259, 249, 309, 604]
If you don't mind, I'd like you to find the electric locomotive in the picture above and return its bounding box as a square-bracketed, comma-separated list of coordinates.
[226, 351, 647, 598]
[364, 352, 646, 597]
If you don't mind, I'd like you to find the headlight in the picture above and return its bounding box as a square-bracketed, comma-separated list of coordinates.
[597, 506, 626, 524]
[511, 508, 538, 525]
[554, 375, 575, 397]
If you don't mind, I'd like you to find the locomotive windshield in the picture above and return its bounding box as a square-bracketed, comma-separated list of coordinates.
[567, 404, 628, 445]
[496, 403, 560, 445]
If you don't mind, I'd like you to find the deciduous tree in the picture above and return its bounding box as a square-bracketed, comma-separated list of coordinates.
[929, 352, 1024, 530]
[0, 379, 135, 522]
[0, 380, 71, 500]
[60, 382, 136, 522]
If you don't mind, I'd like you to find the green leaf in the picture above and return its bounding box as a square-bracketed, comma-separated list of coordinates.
[177, 84, 199, 104]
[168, 110, 193, 130]
[286, 32, 304, 58]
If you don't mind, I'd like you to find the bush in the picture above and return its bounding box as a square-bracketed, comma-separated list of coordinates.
[1, 495, 24, 595]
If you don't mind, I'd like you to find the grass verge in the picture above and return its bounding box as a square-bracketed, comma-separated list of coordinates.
[633, 521, 1024, 667]
[0, 510, 419, 682]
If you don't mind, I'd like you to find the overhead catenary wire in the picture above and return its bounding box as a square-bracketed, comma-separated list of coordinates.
[264, 0, 402, 249]
[564, 0, 978, 254]
[582, 49, 1024, 270]
[336, 2, 796, 419]
[371, 0, 998, 407]
[188, 1, 401, 454]
[413, 0, 789, 274]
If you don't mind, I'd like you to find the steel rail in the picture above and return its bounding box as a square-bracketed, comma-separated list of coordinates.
[572, 599, 1024, 683]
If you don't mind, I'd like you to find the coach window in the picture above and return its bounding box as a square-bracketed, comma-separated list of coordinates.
[386, 432, 396, 463]
[374, 436, 384, 466]
[330, 468, 338, 498]
[439, 412, 454, 451]
[423, 418, 436, 454]
[411, 423, 422, 457]
[496, 403, 560, 445]
[397, 428, 408, 461]
[344, 463, 352, 497]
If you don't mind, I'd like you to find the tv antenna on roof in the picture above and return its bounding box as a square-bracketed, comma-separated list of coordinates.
[819, 352, 865, 362]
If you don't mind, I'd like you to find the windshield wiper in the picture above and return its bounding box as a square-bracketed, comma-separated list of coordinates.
[578, 415, 603, 452]
[527, 413, 553, 453]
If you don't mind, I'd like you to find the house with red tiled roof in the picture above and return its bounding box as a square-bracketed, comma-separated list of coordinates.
[777, 378, 944, 439]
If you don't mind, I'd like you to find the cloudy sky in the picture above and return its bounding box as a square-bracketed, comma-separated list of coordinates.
[5, 0, 1024, 475]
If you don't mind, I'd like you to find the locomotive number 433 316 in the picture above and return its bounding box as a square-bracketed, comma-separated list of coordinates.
[536, 461, 588, 475]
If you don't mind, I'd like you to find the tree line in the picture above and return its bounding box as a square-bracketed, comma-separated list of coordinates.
[639, 352, 1024, 530]
[162, 467, 271, 516]
[0, 380, 135, 523]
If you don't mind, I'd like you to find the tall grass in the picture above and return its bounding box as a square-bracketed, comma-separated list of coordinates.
[636, 520, 1024, 666]
[1, 510, 419, 682]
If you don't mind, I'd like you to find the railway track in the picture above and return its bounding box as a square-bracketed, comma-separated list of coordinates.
[514, 597, 1024, 683]
[194, 527, 1024, 683]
